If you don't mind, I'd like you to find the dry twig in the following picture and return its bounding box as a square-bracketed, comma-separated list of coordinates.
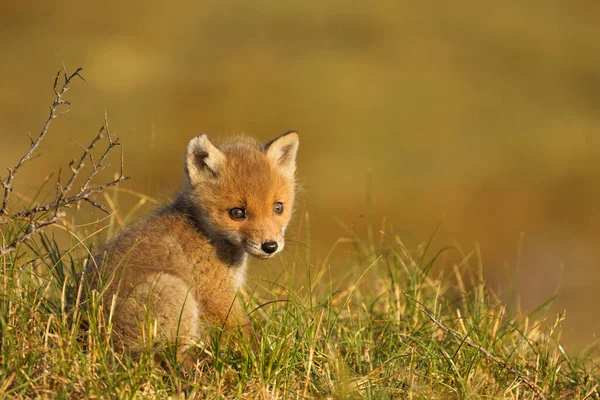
[416, 301, 547, 399]
[0, 67, 130, 257]
[1, 67, 83, 214]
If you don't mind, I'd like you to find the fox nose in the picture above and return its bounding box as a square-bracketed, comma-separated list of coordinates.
[261, 241, 278, 254]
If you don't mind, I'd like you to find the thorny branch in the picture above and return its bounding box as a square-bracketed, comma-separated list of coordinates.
[1, 67, 83, 214]
[0, 67, 130, 257]
[416, 301, 547, 399]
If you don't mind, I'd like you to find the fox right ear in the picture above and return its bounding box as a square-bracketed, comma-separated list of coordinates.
[185, 134, 225, 184]
[265, 131, 299, 180]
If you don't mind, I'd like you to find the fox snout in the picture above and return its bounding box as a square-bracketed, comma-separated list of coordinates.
[243, 238, 284, 259]
[261, 241, 278, 254]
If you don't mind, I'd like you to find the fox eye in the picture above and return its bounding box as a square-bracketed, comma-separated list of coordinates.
[274, 202, 284, 215]
[229, 208, 246, 220]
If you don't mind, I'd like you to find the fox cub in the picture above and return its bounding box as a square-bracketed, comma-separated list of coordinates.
[88, 132, 299, 357]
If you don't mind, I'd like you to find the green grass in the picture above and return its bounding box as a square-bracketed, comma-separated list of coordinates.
[0, 72, 598, 397]
[1, 202, 598, 399]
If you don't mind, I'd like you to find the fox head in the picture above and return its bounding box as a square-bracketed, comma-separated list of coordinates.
[184, 132, 299, 259]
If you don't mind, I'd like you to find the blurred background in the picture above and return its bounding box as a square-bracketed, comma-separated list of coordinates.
[1, 0, 599, 351]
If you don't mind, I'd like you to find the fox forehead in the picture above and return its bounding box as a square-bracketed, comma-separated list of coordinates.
[206, 145, 294, 210]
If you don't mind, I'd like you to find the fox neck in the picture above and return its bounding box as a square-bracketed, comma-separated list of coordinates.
[168, 193, 247, 269]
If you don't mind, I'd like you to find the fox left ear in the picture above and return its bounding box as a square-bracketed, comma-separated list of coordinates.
[265, 131, 299, 180]
[185, 134, 226, 185]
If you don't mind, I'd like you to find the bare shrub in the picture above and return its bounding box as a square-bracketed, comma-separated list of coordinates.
[0, 67, 130, 257]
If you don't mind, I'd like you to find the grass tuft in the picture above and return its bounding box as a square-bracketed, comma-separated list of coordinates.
[0, 69, 598, 398]
[1, 204, 598, 399]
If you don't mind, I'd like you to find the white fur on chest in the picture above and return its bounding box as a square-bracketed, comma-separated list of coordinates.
[229, 253, 248, 291]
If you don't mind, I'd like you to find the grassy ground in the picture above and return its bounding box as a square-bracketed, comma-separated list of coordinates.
[0, 72, 598, 399]
[1, 206, 598, 399]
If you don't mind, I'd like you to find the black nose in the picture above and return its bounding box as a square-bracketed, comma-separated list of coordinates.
[261, 241, 278, 254]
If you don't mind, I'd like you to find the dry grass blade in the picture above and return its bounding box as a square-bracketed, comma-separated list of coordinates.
[416, 300, 547, 399]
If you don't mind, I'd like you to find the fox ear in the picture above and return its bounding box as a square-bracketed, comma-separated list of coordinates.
[185, 134, 225, 184]
[265, 131, 299, 180]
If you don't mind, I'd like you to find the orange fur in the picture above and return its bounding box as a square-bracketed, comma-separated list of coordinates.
[87, 132, 298, 361]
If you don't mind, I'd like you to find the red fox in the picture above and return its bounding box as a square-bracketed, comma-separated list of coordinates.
[88, 132, 299, 361]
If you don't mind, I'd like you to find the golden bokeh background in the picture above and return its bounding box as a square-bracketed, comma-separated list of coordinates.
[1, 1, 599, 351]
